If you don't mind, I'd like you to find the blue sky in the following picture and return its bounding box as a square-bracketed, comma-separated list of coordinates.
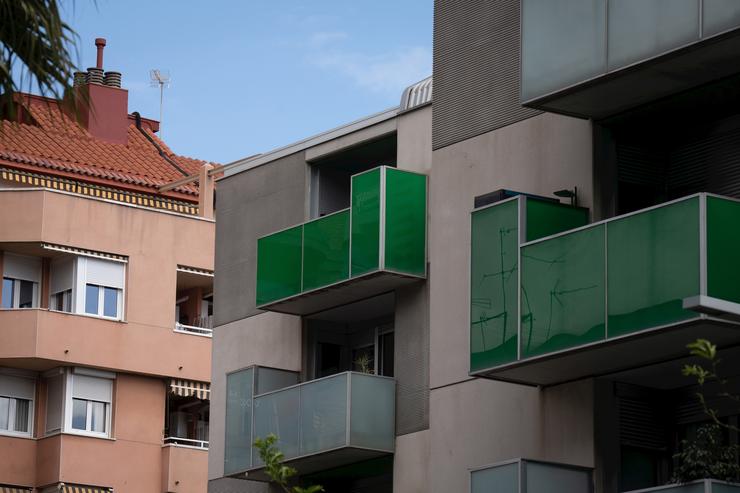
[63, 1, 433, 164]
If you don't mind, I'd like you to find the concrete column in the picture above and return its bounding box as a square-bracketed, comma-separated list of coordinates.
[198, 164, 215, 219]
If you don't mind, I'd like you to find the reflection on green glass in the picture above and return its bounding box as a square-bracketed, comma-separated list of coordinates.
[470, 200, 519, 371]
[384, 168, 427, 276]
[607, 198, 700, 337]
[303, 211, 350, 291]
[471, 463, 518, 493]
[256, 226, 303, 305]
[521, 224, 605, 358]
[351, 169, 381, 277]
[707, 196, 740, 305]
[526, 198, 589, 242]
[225, 368, 254, 474]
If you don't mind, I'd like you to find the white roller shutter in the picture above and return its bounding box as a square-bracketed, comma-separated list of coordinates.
[50, 257, 75, 294]
[83, 257, 125, 289]
[3, 253, 41, 283]
[0, 373, 35, 400]
[72, 374, 112, 403]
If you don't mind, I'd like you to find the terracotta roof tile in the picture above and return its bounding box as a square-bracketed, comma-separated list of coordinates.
[0, 95, 218, 198]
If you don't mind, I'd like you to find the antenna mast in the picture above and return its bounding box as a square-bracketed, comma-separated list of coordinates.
[149, 69, 171, 138]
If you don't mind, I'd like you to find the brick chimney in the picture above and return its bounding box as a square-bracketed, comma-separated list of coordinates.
[73, 38, 129, 145]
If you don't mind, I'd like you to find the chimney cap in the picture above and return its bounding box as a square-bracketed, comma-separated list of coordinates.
[95, 38, 107, 47]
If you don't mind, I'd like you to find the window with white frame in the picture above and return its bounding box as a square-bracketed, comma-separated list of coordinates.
[0, 372, 35, 437]
[49, 257, 74, 313]
[74, 257, 125, 320]
[65, 370, 114, 438]
[1, 253, 41, 309]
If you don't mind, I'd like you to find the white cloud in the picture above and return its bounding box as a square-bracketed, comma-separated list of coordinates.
[310, 45, 431, 96]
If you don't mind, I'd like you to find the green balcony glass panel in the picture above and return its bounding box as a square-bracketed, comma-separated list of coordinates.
[521, 224, 605, 358]
[707, 196, 740, 304]
[471, 462, 518, 493]
[351, 169, 381, 277]
[349, 373, 395, 451]
[303, 210, 350, 291]
[256, 226, 303, 306]
[252, 386, 300, 465]
[384, 168, 427, 276]
[300, 373, 348, 456]
[525, 199, 589, 242]
[224, 368, 254, 475]
[470, 200, 519, 371]
[607, 198, 700, 338]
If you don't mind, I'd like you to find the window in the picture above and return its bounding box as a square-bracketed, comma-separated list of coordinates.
[1, 253, 41, 309]
[78, 258, 124, 320]
[51, 289, 72, 312]
[61, 370, 114, 438]
[0, 372, 35, 437]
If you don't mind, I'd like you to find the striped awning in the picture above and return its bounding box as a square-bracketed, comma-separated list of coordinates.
[169, 379, 210, 400]
[58, 485, 112, 493]
[42, 243, 128, 263]
[0, 487, 32, 493]
[176, 265, 214, 277]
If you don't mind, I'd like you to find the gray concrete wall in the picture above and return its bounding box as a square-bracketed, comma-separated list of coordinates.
[397, 105, 433, 174]
[420, 112, 595, 493]
[208, 313, 302, 480]
[393, 429, 430, 493]
[214, 151, 308, 326]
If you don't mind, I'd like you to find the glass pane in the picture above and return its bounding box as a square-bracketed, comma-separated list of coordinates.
[525, 199, 589, 242]
[224, 368, 254, 474]
[72, 398, 87, 430]
[471, 462, 518, 493]
[521, 0, 607, 101]
[13, 398, 30, 432]
[521, 225, 606, 358]
[0, 396, 9, 430]
[349, 373, 395, 451]
[470, 200, 519, 371]
[384, 168, 427, 276]
[380, 332, 394, 377]
[703, 0, 740, 37]
[18, 280, 34, 308]
[350, 168, 381, 277]
[2, 278, 14, 308]
[252, 387, 300, 464]
[90, 401, 106, 433]
[255, 367, 299, 395]
[302, 210, 350, 291]
[707, 197, 740, 304]
[300, 373, 348, 455]
[103, 287, 118, 317]
[256, 226, 303, 306]
[85, 284, 99, 315]
[607, 198, 700, 337]
[608, 0, 699, 70]
[525, 461, 591, 493]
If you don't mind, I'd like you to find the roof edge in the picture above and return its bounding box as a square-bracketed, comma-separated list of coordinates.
[220, 106, 399, 179]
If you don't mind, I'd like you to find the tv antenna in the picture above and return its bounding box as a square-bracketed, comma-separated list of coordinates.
[150, 69, 171, 138]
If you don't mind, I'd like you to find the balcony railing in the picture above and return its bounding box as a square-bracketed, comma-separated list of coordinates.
[174, 316, 213, 337]
[470, 459, 592, 493]
[163, 436, 209, 450]
[244, 371, 395, 479]
[624, 479, 740, 493]
[470, 193, 740, 386]
[256, 166, 427, 315]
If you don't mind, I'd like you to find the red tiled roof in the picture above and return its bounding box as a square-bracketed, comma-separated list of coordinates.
[0, 94, 218, 200]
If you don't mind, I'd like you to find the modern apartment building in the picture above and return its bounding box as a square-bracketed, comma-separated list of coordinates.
[210, 2, 740, 493]
[0, 40, 216, 493]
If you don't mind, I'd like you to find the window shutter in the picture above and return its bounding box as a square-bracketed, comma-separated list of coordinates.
[84, 257, 125, 289]
[2, 253, 41, 283]
[72, 375, 112, 403]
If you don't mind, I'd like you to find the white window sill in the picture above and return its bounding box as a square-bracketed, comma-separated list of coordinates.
[48, 309, 126, 323]
[0, 429, 33, 439]
[44, 430, 116, 441]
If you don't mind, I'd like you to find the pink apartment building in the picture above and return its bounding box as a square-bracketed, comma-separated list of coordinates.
[0, 39, 217, 493]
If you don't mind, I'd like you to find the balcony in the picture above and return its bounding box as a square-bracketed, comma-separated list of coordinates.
[470, 193, 740, 386]
[256, 166, 426, 315]
[244, 372, 395, 480]
[470, 459, 592, 493]
[161, 440, 208, 493]
[624, 480, 740, 493]
[521, 0, 740, 119]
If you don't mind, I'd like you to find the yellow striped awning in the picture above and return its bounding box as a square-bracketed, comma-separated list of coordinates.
[0, 486, 32, 493]
[169, 379, 210, 400]
[42, 243, 128, 263]
[59, 485, 112, 493]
